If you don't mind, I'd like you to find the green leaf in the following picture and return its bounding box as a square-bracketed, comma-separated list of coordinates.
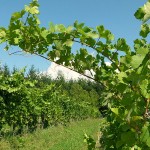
[35, 16, 40, 24]
[116, 140, 123, 149]
[121, 124, 130, 132]
[55, 50, 60, 57]
[4, 45, 10, 51]
[132, 145, 142, 150]
[143, 2, 150, 23]
[131, 116, 143, 121]
[80, 48, 88, 57]
[121, 93, 133, 106]
[131, 54, 145, 69]
[49, 22, 55, 33]
[134, 39, 147, 50]
[115, 38, 130, 54]
[86, 32, 99, 38]
[11, 12, 22, 22]
[139, 79, 149, 98]
[83, 26, 92, 33]
[25, 5, 30, 12]
[25, 5, 39, 14]
[134, 8, 145, 20]
[55, 24, 66, 32]
[117, 72, 127, 83]
[111, 108, 118, 115]
[74, 20, 84, 29]
[146, 137, 150, 147]
[96, 25, 105, 35]
[135, 2, 150, 23]
[41, 29, 49, 39]
[85, 38, 96, 47]
[0, 30, 6, 38]
[107, 32, 114, 41]
[121, 131, 136, 146]
[66, 26, 73, 33]
[96, 25, 114, 42]
[30, 6, 39, 14]
[116, 83, 127, 93]
[140, 122, 149, 143]
[136, 47, 149, 56]
[140, 24, 150, 38]
[63, 40, 73, 47]
[14, 38, 19, 44]
[84, 133, 96, 150]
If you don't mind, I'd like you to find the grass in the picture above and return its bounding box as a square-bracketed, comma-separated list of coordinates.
[0, 118, 101, 150]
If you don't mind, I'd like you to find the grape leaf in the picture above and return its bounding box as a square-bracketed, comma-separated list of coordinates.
[143, 2, 150, 23]
[147, 137, 150, 147]
[0, 29, 6, 38]
[49, 22, 55, 33]
[131, 55, 145, 69]
[140, 123, 149, 143]
[139, 79, 149, 98]
[134, 7, 145, 20]
[121, 131, 136, 146]
[111, 108, 118, 115]
[25, 5, 39, 14]
[140, 24, 150, 38]
[63, 40, 73, 47]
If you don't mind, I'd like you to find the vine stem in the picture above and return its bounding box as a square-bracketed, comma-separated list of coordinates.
[34, 52, 106, 87]
[9, 50, 106, 88]
[144, 98, 150, 118]
[51, 38, 121, 72]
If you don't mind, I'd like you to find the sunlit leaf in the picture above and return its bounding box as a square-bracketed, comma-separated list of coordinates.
[63, 40, 73, 47]
[111, 108, 118, 115]
[131, 55, 145, 69]
[25, 5, 39, 14]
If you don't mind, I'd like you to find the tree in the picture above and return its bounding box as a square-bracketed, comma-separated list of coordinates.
[3, 64, 10, 76]
[12, 66, 18, 74]
[27, 65, 38, 80]
[0, 0, 149, 149]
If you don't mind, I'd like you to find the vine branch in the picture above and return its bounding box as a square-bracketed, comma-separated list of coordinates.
[51, 37, 121, 72]
[9, 50, 106, 88]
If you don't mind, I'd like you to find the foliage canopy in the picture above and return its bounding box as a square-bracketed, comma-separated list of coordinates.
[0, 0, 150, 149]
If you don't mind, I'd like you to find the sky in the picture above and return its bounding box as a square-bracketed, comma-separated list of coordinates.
[0, 0, 147, 72]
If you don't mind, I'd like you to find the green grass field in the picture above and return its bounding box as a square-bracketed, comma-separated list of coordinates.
[0, 119, 101, 150]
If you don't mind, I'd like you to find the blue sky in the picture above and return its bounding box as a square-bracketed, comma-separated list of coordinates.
[0, 0, 147, 71]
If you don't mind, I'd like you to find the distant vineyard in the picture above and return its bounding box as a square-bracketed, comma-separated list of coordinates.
[0, 65, 101, 135]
